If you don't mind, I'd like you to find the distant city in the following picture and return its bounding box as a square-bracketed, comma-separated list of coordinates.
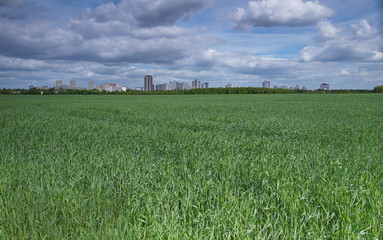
[28, 76, 330, 92]
[263, 81, 330, 91]
[141, 75, 210, 91]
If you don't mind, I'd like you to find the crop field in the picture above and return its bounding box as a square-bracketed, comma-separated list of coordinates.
[0, 94, 382, 239]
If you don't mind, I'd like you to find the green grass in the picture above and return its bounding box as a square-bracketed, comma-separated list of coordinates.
[0, 94, 382, 239]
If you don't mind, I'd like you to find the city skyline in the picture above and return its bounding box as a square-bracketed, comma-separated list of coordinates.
[29, 77, 325, 91]
[30, 77, 213, 91]
[0, 0, 382, 90]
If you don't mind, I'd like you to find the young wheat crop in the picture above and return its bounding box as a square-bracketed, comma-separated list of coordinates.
[0, 94, 382, 239]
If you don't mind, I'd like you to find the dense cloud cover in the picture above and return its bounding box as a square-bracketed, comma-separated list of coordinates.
[0, 0, 382, 89]
[0, 0, 214, 63]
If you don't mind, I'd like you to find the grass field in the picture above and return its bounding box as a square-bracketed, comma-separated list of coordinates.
[1, 94, 382, 239]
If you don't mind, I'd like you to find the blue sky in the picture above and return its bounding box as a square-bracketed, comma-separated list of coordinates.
[0, 0, 382, 89]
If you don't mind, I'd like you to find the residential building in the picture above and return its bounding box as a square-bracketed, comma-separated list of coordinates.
[156, 82, 172, 90]
[201, 82, 209, 88]
[226, 84, 232, 88]
[176, 82, 190, 90]
[192, 79, 201, 89]
[96, 83, 126, 92]
[70, 80, 76, 89]
[262, 80, 270, 89]
[169, 81, 178, 90]
[55, 80, 63, 88]
[144, 75, 154, 91]
[88, 80, 94, 90]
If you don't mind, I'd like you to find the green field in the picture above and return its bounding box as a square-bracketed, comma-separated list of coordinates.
[1, 94, 382, 239]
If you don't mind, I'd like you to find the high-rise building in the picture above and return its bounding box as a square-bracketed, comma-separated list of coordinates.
[175, 82, 190, 90]
[192, 79, 201, 89]
[169, 81, 178, 90]
[55, 80, 63, 88]
[201, 82, 209, 88]
[320, 83, 330, 90]
[156, 83, 172, 90]
[262, 81, 270, 89]
[144, 75, 154, 91]
[70, 80, 76, 89]
[88, 80, 94, 90]
[96, 83, 126, 92]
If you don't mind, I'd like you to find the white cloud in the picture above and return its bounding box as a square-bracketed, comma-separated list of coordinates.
[351, 19, 378, 38]
[0, 55, 48, 71]
[225, 0, 333, 30]
[131, 26, 196, 40]
[176, 49, 297, 76]
[300, 20, 383, 62]
[314, 21, 341, 42]
[340, 70, 350, 76]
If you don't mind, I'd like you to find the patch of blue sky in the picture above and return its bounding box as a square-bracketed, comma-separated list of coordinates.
[323, 0, 380, 21]
[215, 31, 311, 57]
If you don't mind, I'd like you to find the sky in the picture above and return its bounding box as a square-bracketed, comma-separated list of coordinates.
[0, 0, 382, 90]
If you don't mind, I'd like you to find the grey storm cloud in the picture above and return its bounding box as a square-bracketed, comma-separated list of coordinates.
[225, 0, 333, 30]
[124, 0, 214, 27]
[69, 0, 214, 35]
[0, 0, 28, 7]
[0, 0, 46, 19]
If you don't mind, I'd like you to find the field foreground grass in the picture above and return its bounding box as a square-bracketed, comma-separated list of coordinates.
[0, 94, 382, 239]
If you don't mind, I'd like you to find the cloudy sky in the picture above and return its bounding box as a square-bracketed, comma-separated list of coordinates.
[0, 0, 382, 89]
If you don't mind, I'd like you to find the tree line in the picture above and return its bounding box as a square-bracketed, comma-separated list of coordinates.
[1, 86, 380, 95]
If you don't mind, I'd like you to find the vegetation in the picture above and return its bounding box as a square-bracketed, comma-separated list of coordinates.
[0, 87, 376, 95]
[374, 85, 383, 93]
[0, 94, 382, 239]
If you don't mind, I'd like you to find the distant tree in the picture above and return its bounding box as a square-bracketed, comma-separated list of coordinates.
[374, 85, 383, 93]
[23, 88, 41, 94]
